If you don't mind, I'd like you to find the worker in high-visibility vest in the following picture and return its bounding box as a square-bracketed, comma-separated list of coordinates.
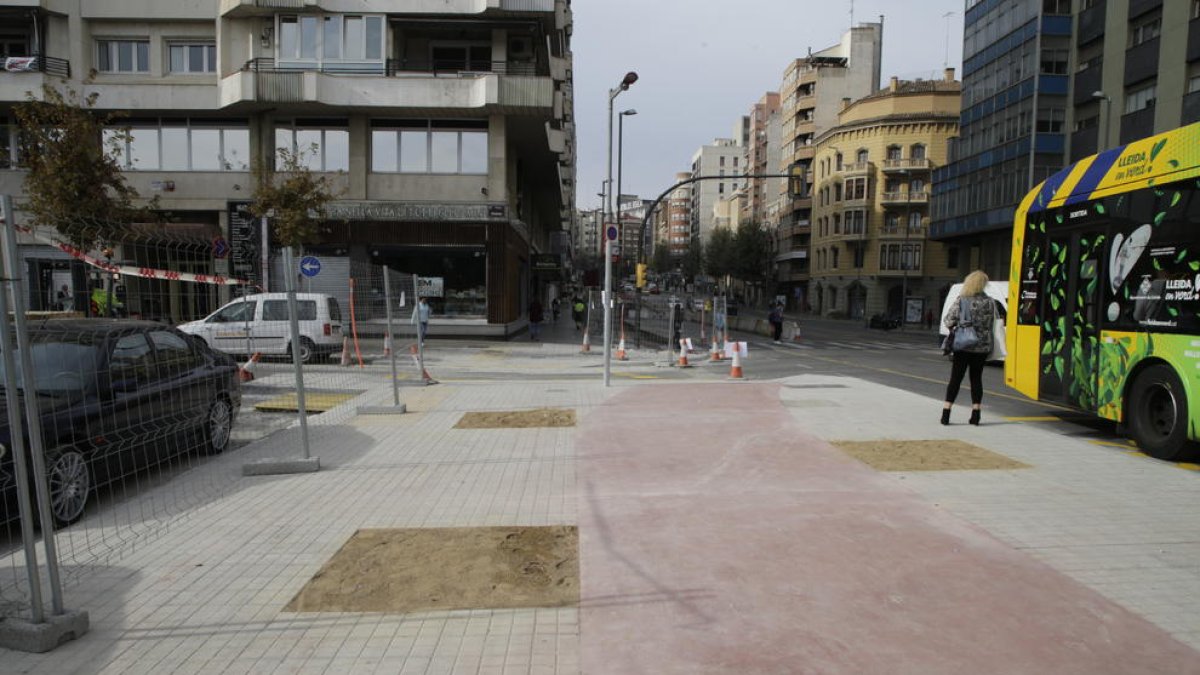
[90, 285, 123, 317]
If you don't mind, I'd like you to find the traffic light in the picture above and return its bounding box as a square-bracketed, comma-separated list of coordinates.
[636, 263, 647, 288]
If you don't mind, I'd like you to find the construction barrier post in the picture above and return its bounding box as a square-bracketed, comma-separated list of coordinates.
[677, 339, 691, 368]
[729, 343, 744, 379]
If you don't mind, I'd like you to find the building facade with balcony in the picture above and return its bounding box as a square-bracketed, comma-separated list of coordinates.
[775, 22, 881, 311]
[0, 0, 574, 336]
[740, 91, 781, 227]
[688, 138, 742, 244]
[809, 72, 961, 322]
[655, 171, 692, 263]
[930, 0, 1194, 282]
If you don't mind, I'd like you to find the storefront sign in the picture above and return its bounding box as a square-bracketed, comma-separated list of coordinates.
[326, 201, 508, 222]
[228, 201, 260, 288]
[417, 276, 444, 297]
[532, 254, 560, 271]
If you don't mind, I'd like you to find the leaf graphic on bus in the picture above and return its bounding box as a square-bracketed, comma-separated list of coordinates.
[1153, 258, 1162, 270]
[1171, 192, 1182, 207]
[1056, 214, 1064, 224]
[1168, 159, 1179, 169]
[1095, 203, 1106, 214]
[1050, 294, 1060, 311]
[1054, 356, 1065, 380]
[1042, 341, 1053, 355]
[1176, 250, 1188, 263]
[1154, 189, 1164, 197]
[1191, 261, 1200, 271]
[1154, 212, 1166, 226]
[1168, 306, 1179, 317]
[1043, 321, 1052, 332]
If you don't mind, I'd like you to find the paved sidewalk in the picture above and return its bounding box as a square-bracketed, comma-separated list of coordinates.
[3, 336, 1199, 674]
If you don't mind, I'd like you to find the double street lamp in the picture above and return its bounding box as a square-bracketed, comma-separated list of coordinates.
[603, 71, 638, 387]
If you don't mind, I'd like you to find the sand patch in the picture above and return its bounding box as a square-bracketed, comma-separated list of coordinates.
[454, 407, 576, 429]
[833, 439, 1030, 472]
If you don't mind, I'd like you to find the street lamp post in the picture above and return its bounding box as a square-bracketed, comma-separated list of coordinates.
[1092, 91, 1111, 152]
[618, 108, 637, 345]
[604, 71, 638, 387]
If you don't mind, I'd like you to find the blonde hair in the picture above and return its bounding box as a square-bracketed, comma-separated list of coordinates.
[961, 270, 989, 296]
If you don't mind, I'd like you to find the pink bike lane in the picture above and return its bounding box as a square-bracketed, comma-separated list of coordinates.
[576, 382, 1200, 674]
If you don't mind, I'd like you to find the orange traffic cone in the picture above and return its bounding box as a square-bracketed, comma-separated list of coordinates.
[580, 328, 591, 353]
[238, 352, 261, 382]
[339, 337, 352, 366]
[383, 332, 393, 357]
[616, 338, 628, 361]
[677, 339, 691, 368]
[792, 321, 802, 344]
[729, 344, 744, 379]
[710, 336, 723, 361]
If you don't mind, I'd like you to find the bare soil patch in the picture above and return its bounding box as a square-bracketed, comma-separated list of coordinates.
[833, 439, 1030, 472]
[454, 407, 576, 429]
[285, 526, 578, 613]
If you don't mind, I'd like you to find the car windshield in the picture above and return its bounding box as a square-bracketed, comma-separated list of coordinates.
[0, 333, 101, 394]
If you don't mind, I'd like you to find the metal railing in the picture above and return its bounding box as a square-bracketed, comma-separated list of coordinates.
[880, 191, 929, 204]
[2, 54, 70, 78]
[241, 57, 543, 78]
[881, 158, 932, 171]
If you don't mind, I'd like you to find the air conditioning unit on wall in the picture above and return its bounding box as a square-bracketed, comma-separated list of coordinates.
[509, 37, 533, 60]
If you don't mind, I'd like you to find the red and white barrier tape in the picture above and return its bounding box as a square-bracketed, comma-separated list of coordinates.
[7, 221, 250, 286]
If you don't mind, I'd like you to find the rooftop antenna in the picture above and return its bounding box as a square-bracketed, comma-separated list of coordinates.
[943, 11, 955, 68]
[849, 0, 854, 28]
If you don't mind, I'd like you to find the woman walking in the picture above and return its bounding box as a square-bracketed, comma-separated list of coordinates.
[941, 270, 998, 426]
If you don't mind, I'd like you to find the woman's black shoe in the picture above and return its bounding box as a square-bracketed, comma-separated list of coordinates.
[940, 409, 951, 425]
[969, 410, 981, 426]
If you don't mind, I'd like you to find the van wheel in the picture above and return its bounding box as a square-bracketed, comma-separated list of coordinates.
[1128, 364, 1194, 461]
[46, 446, 90, 527]
[289, 337, 316, 364]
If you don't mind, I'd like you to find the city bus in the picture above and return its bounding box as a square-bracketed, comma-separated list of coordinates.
[1006, 121, 1200, 461]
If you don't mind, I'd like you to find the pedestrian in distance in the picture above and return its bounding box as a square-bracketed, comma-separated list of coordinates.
[529, 298, 544, 341]
[411, 297, 431, 346]
[572, 296, 586, 331]
[769, 303, 784, 343]
[551, 297, 561, 323]
[941, 270, 998, 426]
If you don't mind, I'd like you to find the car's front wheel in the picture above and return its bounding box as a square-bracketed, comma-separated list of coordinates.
[289, 337, 316, 364]
[46, 447, 90, 527]
[203, 398, 233, 455]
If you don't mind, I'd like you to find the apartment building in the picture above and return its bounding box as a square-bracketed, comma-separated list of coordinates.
[930, 0, 1198, 280]
[740, 91, 782, 227]
[775, 22, 882, 310]
[689, 138, 742, 243]
[656, 171, 692, 262]
[810, 71, 960, 321]
[0, 0, 575, 336]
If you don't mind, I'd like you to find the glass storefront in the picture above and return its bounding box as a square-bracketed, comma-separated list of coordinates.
[372, 246, 487, 318]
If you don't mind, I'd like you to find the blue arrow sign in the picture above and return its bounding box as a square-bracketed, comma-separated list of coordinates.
[212, 237, 230, 259]
[299, 256, 322, 278]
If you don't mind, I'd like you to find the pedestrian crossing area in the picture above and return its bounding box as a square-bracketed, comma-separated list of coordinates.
[751, 337, 942, 352]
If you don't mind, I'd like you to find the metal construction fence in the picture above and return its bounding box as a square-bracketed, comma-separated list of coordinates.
[0, 199, 434, 650]
[577, 289, 731, 362]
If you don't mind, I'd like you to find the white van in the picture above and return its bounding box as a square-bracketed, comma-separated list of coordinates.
[179, 292, 343, 363]
[940, 281, 1009, 359]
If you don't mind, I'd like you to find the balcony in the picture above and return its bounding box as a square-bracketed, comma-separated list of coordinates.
[880, 158, 931, 173]
[838, 161, 873, 175]
[841, 197, 871, 210]
[879, 224, 925, 238]
[0, 54, 70, 101]
[221, 58, 553, 111]
[880, 191, 928, 205]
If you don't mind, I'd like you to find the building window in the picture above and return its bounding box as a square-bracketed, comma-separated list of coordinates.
[880, 243, 922, 271]
[1124, 82, 1157, 114]
[105, 120, 250, 171]
[1036, 108, 1065, 133]
[168, 42, 216, 73]
[1188, 62, 1200, 94]
[278, 14, 384, 65]
[1129, 15, 1161, 48]
[908, 211, 922, 231]
[831, 247, 839, 269]
[910, 178, 926, 194]
[276, 121, 350, 172]
[1043, 0, 1070, 15]
[886, 145, 901, 160]
[947, 246, 959, 269]
[1040, 48, 1068, 75]
[97, 39, 149, 73]
[845, 209, 866, 235]
[1193, 0, 1200, 20]
[856, 149, 868, 164]
[845, 177, 868, 200]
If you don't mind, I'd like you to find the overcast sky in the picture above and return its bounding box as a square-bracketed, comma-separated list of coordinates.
[570, 0, 964, 211]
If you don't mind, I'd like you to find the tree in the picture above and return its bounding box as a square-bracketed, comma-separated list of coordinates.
[14, 85, 145, 248]
[681, 236, 704, 282]
[250, 146, 339, 249]
[704, 226, 735, 283]
[651, 243, 671, 276]
[733, 223, 776, 306]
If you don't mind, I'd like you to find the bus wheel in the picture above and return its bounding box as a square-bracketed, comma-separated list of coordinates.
[1128, 364, 1193, 461]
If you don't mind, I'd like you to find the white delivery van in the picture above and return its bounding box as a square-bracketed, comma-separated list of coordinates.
[179, 292, 343, 363]
[939, 281, 1009, 360]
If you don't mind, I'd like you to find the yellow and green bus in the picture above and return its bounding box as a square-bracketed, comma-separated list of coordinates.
[1007, 121, 1200, 461]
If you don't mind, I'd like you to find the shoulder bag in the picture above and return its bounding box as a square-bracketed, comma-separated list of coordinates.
[951, 297, 980, 352]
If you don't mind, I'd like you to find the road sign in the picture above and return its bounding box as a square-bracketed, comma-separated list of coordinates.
[299, 256, 322, 278]
[606, 225, 618, 241]
[212, 237, 230, 259]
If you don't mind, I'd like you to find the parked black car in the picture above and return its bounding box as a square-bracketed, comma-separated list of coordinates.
[868, 313, 902, 330]
[0, 320, 242, 528]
